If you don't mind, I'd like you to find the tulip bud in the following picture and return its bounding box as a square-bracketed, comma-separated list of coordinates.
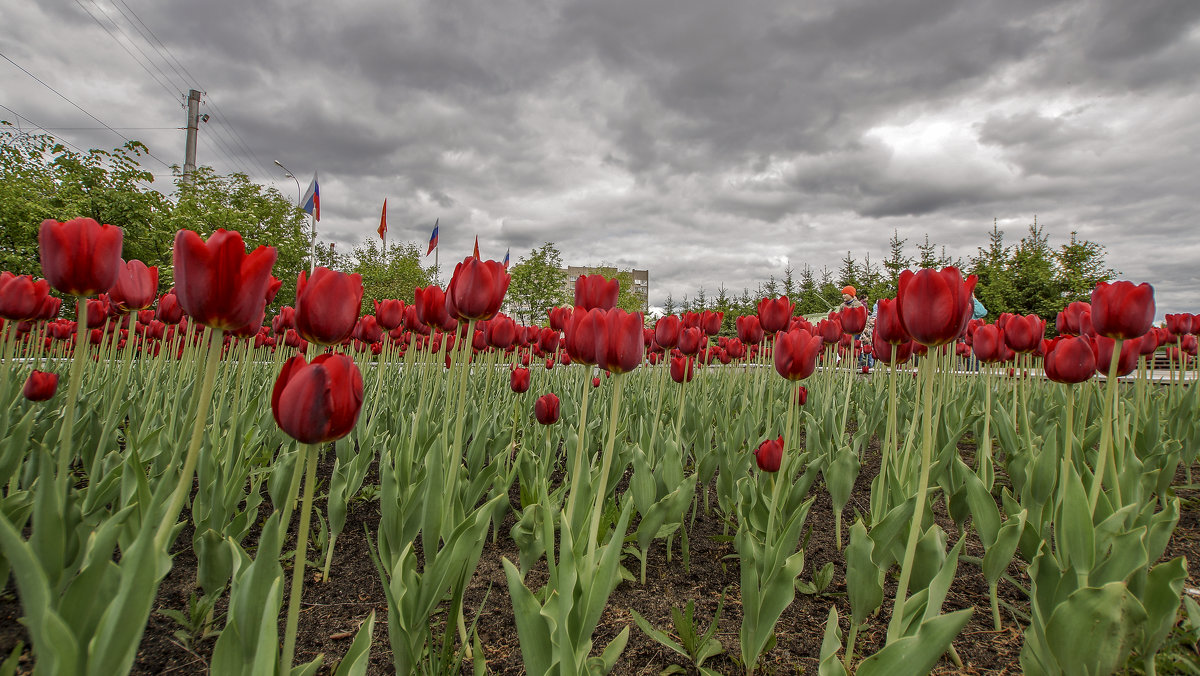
[534, 393, 560, 424]
[23, 370, 59, 401]
[754, 436, 784, 472]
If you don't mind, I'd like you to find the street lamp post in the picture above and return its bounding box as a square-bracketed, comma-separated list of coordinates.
[274, 159, 316, 272]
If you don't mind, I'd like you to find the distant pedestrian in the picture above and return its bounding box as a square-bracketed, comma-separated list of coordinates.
[841, 286, 863, 309]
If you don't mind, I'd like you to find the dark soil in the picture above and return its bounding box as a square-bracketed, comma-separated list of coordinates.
[2, 444, 1198, 675]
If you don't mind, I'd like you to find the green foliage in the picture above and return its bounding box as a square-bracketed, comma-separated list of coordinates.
[349, 240, 433, 314]
[506, 242, 570, 324]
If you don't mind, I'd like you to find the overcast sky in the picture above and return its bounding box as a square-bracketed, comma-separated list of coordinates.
[3, 0, 1198, 316]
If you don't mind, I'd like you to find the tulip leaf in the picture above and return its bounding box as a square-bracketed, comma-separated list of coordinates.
[845, 520, 883, 626]
[333, 610, 375, 676]
[856, 608, 972, 676]
[1043, 582, 1147, 676]
[1055, 463, 1094, 577]
[818, 606, 848, 676]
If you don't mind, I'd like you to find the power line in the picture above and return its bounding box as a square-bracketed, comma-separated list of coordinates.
[0, 50, 174, 170]
[108, 0, 194, 89]
[73, 0, 179, 101]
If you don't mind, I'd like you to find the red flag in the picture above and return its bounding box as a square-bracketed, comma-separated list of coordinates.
[377, 199, 387, 241]
[473, 236, 480, 260]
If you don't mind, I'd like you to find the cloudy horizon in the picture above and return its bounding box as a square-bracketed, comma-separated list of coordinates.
[3, 0, 1198, 317]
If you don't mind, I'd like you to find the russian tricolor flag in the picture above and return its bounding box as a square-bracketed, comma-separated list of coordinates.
[301, 172, 320, 221]
[503, 248, 510, 268]
[426, 218, 439, 256]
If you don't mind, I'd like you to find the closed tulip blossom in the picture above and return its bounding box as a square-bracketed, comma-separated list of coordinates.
[156, 291, 184, 324]
[534, 393, 560, 424]
[414, 286, 456, 332]
[271, 353, 364, 444]
[574, 275, 619, 311]
[548, 306, 573, 331]
[840, 305, 867, 335]
[655, 314, 681, 348]
[565, 307, 602, 365]
[1090, 281, 1155, 341]
[1056, 301, 1092, 336]
[594, 308, 645, 374]
[488, 314, 518, 349]
[757, 296, 794, 333]
[1090, 335, 1140, 377]
[1003, 314, 1045, 354]
[39, 217, 123, 297]
[1043, 336, 1097, 384]
[874, 298, 910, 345]
[447, 257, 510, 321]
[0, 273, 53, 321]
[897, 267, 977, 347]
[670, 355, 695, 383]
[23, 370, 59, 401]
[677, 326, 703, 355]
[107, 259, 158, 313]
[736, 315, 764, 344]
[754, 436, 784, 472]
[795, 385, 808, 406]
[294, 267, 363, 345]
[700, 310, 723, 336]
[354, 315, 383, 344]
[374, 299, 405, 330]
[774, 328, 822, 381]
[537, 326, 560, 353]
[173, 229, 278, 332]
[1182, 334, 1198, 356]
[510, 366, 531, 393]
[972, 324, 1011, 364]
[592, 376, 601, 388]
[816, 318, 842, 345]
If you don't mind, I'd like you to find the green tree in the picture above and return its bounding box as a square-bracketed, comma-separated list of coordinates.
[1055, 231, 1114, 304]
[883, 230, 913, 290]
[1007, 222, 1059, 319]
[506, 242, 569, 324]
[836, 251, 859, 290]
[782, 264, 796, 298]
[795, 265, 821, 315]
[351, 240, 434, 315]
[969, 221, 1012, 320]
[662, 292, 677, 316]
[916, 234, 939, 269]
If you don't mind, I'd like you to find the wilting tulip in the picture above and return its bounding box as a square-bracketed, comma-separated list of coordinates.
[594, 308, 644, 374]
[447, 256, 510, 321]
[677, 326, 703, 355]
[897, 267, 977, 347]
[0, 273, 53, 321]
[840, 305, 867, 334]
[39, 217, 123, 297]
[670, 355, 695, 383]
[1043, 336, 1097, 384]
[700, 310, 723, 336]
[1090, 281, 1154, 340]
[1056, 301, 1091, 336]
[108, 259, 159, 312]
[774, 328, 822, 381]
[757, 296, 794, 333]
[534, 393, 560, 424]
[548, 306, 573, 331]
[575, 275, 619, 311]
[874, 298, 909, 345]
[294, 267, 363, 345]
[736, 315, 764, 344]
[1003, 314, 1046, 354]
[655, 315, 681, 348]
[754, 436, 784, 473]
[23, 370, 59, 401]
[173, 229, 278, 331]
[271, 353, 364, 443]
[374, 299, 405, 330]
[510, 366, 531, 393]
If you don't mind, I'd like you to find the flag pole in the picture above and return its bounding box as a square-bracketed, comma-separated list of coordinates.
[309, 212, 317, 273]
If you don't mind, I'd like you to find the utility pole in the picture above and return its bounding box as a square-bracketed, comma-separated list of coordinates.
[182, 89, 201, 185]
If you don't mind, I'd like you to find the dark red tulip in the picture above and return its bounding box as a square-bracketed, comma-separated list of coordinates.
[795, 385, 808, 406]
[173, 229, 278, 331]
[294, 267, 363, 345]
[537, 327, 560, 354]
[670, 355, 695, 383]
[971, 325, 1010, 364]
[1165, 313, 1192, 337]
[86, 298, 111, 328]
[736, 315, 764, 344]
[594, 308, 644, 374]
[677, 326, 703, 355]
[774, 328, 822, 381]
[565, 307, 601, 365]
[548, 306, 573, 332]
[488, 314, 518, 349]
[1056, 301, 1091, 336]
[1090, 281, 1154, 340]
[404, 305, 431, 335]
[534, 393, 560, 424]
[271, 353, 364, 444]
[23, 370, 59, 401]
[681, 312, 700, 330]
[414, 286, 456, 332]
[510, 366, 531, 393]
[1137, 330, 1161, 358]
[874, 298, 909, 345]
[955, 342, 971, 359]
[1003, 314, 1045, 354]
[354, 315, 383, 344]
[871, 333, 913, 365]
[559, 351, 572, 365]
[574, 275, 618, 311]
[592, 376, 601, 388]
[156, 292, 183, 324]
[757, 297, 794, 333]
[700, 310, 723, 336]
[897, 267, 976, 347]
[726, 338, 747, 359]
[108, 259, 159, 313]
[816, 318, 842, 345]
[374, 299, 405, 330]
[1181, 334, 1198, 356]
[272, 307, 295, 335]
[447, 257, 510, 321]
[264, 275, 283, 304]
[1090, 335, 1140, 377]
[1043, 336, 1096, 384]
[39, 217, 123, 297]
[0, 273, 53, 321]
[136, 309, 154, 325]
[655, 315, 681, 348]
[840, 306, 867, 335]
[754, 436, 784, 473]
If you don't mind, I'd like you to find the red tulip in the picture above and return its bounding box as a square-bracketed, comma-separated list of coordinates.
[294, 267, 363, 345]
[754, 436, 784, 472]
[537, 327, 560, 354]
[271, 353, 364, 443]
[1182, 334, 1198, 356]
[736, 315, 764, 344]
[700, 310, 723, 336]
[414, 286, 456, 332]
[816, 318, 842, 344]
[1043, 336, 1096, 384]
[795, 385, 808, 406]
[574, 275, 618, 311]
[726, 338, 747, 360]
[871, 333, 913, 365]
[156, 292, 184, 324]
[488, 314, 518, 349]
[510, 366, 531, 393]
[840, 305, 867, 334]
[1056, 301, 1091, 336]
[1090, 281, 1154, 340]
[670, 355, 695, 383]
[374, 299, 405, 330]
[971, 325, 1010, 364]
[0, 273, 53, 321]
[677, 326, 703, 355]
[757, 296, 794, 333]
[655, 315, 681, 348]
[354, 315, 383, 344]
[548, 306, 573, 331]
[955, 342, 971, 359]
[22, 370, 59, 401]
[173, 229, 278, 331]
[1089, 335, 1140, 377]
[107, 259, 158, 312]
[447, 257, 510, 321]
[592, 376, 601, 388]
[774, 328, 822, 381]
[594, 308, 644, 374]
[897, 267, 976, 347]
[38, 217, 123, 297]
[874, 298, 909, 345]
[404, 305, 431, 335]
[565, 307, 601, 365]
[534, 393, 560, 424]
[1003, 314, 1045, 354]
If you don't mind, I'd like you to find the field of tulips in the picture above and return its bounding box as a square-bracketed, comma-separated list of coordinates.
[1, 217, 1199, 675]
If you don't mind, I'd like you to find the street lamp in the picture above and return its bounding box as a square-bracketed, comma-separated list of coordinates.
[273, 159, 301, 206]
[275, 159, 317, 272]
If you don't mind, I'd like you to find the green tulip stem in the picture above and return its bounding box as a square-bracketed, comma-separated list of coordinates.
[766, 389, 798, 545]
[446, 319, 476, 660]
[587, 377, 625, 557]
[154, 327, 225, 550]
[888, 349, 936, 643]
[981, 363, 993, 486]
[844, 620, 860, 671]
[839, 342, 855, 442]
[673, 368, 690, 453]
[564, 371, 593, 532]
[54, 298, 91, 498]
[280, 441, 318, 676]
[646, 365, 667, 465]
[1088, 339, 1123, 513]
[1063, 385, 1074, 470]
